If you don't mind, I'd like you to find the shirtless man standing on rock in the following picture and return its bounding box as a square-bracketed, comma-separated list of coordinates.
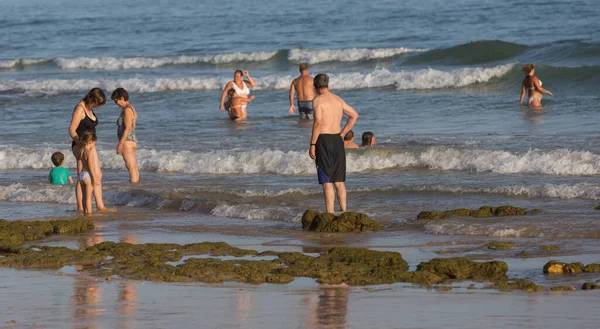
[289, 63, 316, 120]
[309, 74, 359, 214]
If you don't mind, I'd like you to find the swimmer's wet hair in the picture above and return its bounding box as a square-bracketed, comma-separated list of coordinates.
[111, 87, 129, 101]
[83, 88, 106, 109]
[227, 88, 236, 98]
[80, 131, 97, 145]
[314, 74, 329, 89]
[522, 64, 535, 75]
[299, 63, 308, 72]
[344, 130, 354, 141]
[51, 152, 64, 166]
[362, 131, 375, 146]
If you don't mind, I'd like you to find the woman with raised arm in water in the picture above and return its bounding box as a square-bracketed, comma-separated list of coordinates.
[68, 88, 110, 212]
[520, 64, 553, 108]
[219, 70, 256, 119]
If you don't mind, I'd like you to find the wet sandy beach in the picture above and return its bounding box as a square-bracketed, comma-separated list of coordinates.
[2, 211, 600, 329]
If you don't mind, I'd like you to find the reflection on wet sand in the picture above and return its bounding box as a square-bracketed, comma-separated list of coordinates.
[305, 287, 349, 329]
[71, 274, 105, 329]
[233, 288, 254, 327]
[73, 226, 139, 329]
[118, 283, 137, 329]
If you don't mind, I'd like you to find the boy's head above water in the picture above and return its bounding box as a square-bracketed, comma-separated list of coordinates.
[51, 152, 64, 167]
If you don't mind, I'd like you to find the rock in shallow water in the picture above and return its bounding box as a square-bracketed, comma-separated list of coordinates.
[417, 205, 540, 220]
[301, 210, 383, 233]
[543, 261, 600, 274]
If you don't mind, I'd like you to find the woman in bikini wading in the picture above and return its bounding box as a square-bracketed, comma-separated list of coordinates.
[68, 88, 109, 212]
[520, 64, 553, 108]
[219, 69, 256, 119]
[112, 88, 140, 183]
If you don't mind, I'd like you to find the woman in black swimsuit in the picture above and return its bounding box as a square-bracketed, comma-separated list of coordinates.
[68, 88, 108, 212]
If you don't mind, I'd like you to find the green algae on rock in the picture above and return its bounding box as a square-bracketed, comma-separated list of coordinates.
[301, 210, 383, 233]
[540, 245, 561, 252]
[483, 241, 516, 250]
[416, 257, 508, 282]
[417, 205, 538, 220]
[581, 282, 599, 290]
[0, 218, 95, 252]
[543, 261, 600, 274]
[495, 279, 547, 292]
[0, 240, 572, 292]
[550, 286, 576, 291]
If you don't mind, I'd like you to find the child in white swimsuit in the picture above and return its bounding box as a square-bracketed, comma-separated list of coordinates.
[79, 131, 97, 215]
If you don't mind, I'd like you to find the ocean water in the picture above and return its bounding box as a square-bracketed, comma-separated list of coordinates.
[1, 0, 600, 241]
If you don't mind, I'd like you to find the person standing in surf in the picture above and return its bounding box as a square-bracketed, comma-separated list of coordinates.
[288, 63, 316, 119]
[309, 74, 359, 214]
[112, 88, 140, 183]
[68, 88, 110, 212]
[219, 70, 256, 119]
[520, 64, 552, 108]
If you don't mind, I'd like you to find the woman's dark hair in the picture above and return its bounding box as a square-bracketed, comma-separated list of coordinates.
[344, 130, 354, 141]
[80, 131, 97, 145]
[234, 70, 243, 77]
[83, 88, 106, 109]
[227, 88, 236, 98]
[361, 131, 375, 146]
[111, 87, 129, 101]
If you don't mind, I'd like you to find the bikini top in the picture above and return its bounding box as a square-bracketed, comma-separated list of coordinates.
[231, 80, 250, 96]
[76, 105, 98, 137]
[527, 76, 542, 90]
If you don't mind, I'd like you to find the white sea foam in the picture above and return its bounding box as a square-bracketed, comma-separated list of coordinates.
[54, 51, 278, 70]
[1, 47, 427, 70]
[0, 183, 75, 204]
[0, 58, 49, 69]
[424, 222, 526, 237]
[210, 201, 302, 221]
[288, 47, 430, 64]
[2, 146, 600, 177]
[0, 65, 514, 95]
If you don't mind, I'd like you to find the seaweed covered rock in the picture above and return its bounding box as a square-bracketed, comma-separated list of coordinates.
[543, 261, 585, 274]
[550, 285, 577, 291]
[495, 279, 547, 292]
[483, 241, 516, 250]
[417, 205, 537, 220]
[584, 263, 600, 273]
[0, 218, 95, 252]
[279, 247, 409, 285]
[416, 257, 508, 282]
[582, 282, 599, 290]
[301, 210, 383, 233]
[540, 245, 561, 252]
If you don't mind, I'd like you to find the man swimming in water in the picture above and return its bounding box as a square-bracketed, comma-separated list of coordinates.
[288, 63, 316, 120]
[309, 74, 359, 214]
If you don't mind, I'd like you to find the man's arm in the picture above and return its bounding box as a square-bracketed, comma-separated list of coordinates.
[340, 99, 359, 138]
[309, 98, 322, 160]
[289, 79, 296, 114]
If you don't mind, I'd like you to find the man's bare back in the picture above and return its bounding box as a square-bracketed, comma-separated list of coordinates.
[293, 75, 315, 102]
[312, 92, 358, 135]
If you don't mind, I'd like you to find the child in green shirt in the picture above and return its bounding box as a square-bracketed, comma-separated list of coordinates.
[48, 152, 73, 185]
